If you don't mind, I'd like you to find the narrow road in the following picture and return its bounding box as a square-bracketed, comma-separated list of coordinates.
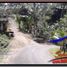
[7, 18, 32, 49]
[1, 18, 60, 64]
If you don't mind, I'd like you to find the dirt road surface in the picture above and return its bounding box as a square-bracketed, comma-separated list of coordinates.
[1, 18, 60, 64]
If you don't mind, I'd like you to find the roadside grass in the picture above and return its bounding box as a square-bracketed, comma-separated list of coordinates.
[0, 34, 10, 63]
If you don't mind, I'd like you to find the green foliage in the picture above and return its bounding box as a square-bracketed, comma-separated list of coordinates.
[16, 15, 21, 24]
[15, 3, 67, 44]
[58, 29, 65, 37]
[0, 34, 10, 49]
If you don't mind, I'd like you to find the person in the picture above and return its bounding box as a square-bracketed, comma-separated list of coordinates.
[60, 38, 67, 53]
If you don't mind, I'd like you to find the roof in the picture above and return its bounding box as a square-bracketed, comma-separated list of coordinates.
[48, 36, 67, 43]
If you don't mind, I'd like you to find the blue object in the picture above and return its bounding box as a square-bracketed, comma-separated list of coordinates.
[48, 36, 67, 43]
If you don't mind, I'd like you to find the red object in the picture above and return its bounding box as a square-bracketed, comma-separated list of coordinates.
[52, 58, 67, 63]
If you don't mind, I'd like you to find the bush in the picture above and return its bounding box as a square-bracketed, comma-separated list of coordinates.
[0, 34, 10, 49]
